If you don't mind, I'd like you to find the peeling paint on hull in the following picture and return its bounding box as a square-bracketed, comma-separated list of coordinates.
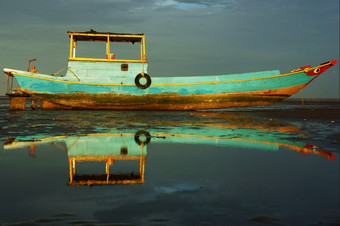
[20, 84, 303, 110]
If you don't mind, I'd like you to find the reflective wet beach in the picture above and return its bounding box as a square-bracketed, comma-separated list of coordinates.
[0, 97, 339, 225]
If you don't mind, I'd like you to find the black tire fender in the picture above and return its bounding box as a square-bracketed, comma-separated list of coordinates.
[134, 130, 151, 145]
[135, 73, 151, 89]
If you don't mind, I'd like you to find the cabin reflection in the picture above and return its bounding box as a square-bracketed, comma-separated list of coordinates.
[68, 153, 146, 186]
[67, 131, 149, 186]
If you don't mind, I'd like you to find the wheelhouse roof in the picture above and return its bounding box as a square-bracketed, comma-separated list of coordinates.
[68, 30, 144, 43]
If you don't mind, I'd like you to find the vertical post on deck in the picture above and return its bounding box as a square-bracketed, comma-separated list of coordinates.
[69, 158, 73, 183]
[106, 35, 110, 62]
[106, 158, 110, 184]
[69, 34, 73, 58]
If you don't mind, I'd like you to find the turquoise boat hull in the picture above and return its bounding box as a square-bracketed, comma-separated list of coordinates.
[3, 60, 337, 110]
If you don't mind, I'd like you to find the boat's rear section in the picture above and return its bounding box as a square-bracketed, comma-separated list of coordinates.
[3, 30, 149, 110]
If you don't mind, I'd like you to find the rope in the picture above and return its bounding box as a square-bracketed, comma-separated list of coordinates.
[141, 54, 148, 77]
[52, 68, 80, 81]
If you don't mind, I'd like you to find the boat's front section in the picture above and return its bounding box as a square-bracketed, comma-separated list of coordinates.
[221, 59, 339, 108]
[288, 59, 337, 89]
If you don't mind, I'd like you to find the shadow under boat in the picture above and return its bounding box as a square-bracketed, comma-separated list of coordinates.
[3, 112, 335, 186]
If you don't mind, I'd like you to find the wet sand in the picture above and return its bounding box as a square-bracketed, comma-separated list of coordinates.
[247, 100, 340, 120]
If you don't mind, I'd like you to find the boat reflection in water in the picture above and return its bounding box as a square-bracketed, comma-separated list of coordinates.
[3, 112, 335, 186]
[4, 131, 150, 186]
[67, 131, 148, 186]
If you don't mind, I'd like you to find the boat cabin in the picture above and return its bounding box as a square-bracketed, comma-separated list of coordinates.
[68, 30, 147, 63]
[66, 30, 150, 89]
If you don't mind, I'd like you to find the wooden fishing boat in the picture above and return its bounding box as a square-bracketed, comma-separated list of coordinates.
[3, 30, 337, 110]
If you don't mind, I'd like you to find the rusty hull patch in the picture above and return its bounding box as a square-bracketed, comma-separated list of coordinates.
[27, 92, 286, 110]
[19, 84, 305, 110]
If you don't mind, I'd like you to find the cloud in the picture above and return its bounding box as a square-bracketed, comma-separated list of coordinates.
[135, 0, 237, 14]
[153, 0, 222, 10]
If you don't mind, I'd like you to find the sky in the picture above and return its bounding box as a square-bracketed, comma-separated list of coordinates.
[0, 0, 339, 99]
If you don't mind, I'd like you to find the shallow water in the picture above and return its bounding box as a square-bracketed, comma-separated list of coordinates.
[0, 97, 339, 225]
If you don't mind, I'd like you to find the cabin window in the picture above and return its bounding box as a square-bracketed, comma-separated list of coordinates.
[108, 42, 140, 61]
[74, 42, 140, 61]
[121, 64, 128, 71]
[76, 41, 106, 59]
